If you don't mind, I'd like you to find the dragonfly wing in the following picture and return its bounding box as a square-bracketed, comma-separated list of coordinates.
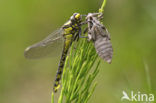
[24, 28, 64, 59]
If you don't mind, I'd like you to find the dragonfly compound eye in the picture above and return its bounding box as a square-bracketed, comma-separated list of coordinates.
[72, 13, 81, 20]
[75, 13, 80, 19]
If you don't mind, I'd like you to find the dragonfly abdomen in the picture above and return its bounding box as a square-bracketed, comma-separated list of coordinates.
[53, 35, 73, 92]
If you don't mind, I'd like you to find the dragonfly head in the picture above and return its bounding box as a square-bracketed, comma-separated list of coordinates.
[70, 13, 82, 23]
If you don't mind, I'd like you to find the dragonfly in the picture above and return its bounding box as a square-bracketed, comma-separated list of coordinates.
[85, 13, 113, 63]
[24, 13, 83, 92]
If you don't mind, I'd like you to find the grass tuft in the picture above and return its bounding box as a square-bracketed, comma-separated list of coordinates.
[57, 38, 100, 103]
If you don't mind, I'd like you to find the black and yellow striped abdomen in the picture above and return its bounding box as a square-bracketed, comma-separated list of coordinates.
[53, 34, 73, 92]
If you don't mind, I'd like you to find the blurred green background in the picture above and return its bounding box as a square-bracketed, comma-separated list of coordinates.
[0, 0, 156, 103]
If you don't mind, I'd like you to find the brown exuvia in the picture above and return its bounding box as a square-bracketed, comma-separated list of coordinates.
[86, 13, 113, 64]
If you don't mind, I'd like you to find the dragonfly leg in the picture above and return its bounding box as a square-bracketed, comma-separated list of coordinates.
[74, 32, 79, 41]
[79, 27, 87, 38]
[83, 27, 88, 34]
[80, 21, 88, 26]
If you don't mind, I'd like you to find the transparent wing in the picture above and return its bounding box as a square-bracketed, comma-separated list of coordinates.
[24, 28, 64, 59]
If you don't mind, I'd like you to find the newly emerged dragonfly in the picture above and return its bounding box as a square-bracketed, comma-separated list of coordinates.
[24, 13, 83, 92]
[86, 13, 113, 63]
